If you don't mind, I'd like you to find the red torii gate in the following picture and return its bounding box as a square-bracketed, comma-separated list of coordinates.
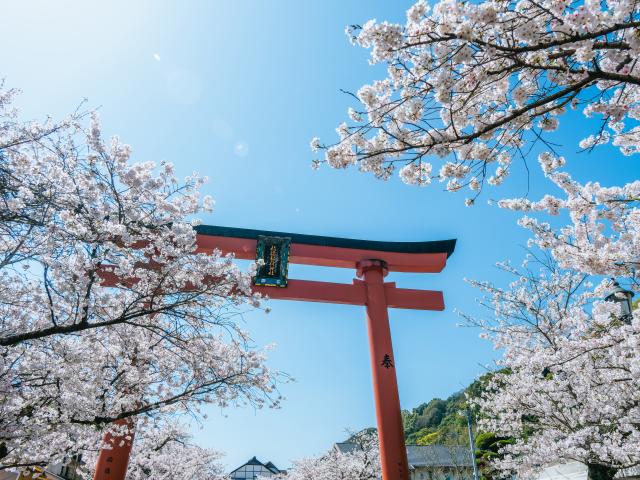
[93, 225, 456, 480]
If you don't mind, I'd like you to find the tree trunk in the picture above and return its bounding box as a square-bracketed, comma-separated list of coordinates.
[587, 464, 617, 480]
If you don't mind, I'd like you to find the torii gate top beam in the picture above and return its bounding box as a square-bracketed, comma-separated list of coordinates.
[194, 225, 456, 273]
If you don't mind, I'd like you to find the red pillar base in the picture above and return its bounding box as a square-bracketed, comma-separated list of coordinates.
[92, 419, 134, 480]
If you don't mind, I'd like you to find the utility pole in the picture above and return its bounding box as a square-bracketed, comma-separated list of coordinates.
[466, 407, 480, 480]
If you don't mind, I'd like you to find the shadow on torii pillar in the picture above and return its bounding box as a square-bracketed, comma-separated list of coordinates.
[93, 225, 456, 480]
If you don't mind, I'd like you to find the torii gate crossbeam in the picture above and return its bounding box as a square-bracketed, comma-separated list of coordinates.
[92, 226, 456, 480]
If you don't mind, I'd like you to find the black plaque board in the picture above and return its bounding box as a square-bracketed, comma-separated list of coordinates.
[254, 236, 291, 287]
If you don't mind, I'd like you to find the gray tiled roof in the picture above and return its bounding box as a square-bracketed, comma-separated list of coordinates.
[617, 465, 640, 478]
[229, 456, 283, 475]
[334, 443, 473, 468]
[334, 442, 361, 455]
[406, 445, 473, 468]
[0, 470, 66, 480]
[264, 461, 281, 474]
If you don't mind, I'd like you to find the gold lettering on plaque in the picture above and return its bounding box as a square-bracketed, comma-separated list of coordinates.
[267, 245, 278, 275]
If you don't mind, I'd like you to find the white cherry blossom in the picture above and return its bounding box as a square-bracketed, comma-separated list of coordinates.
[466, 158, 640, 479]
[315, 1, 640, 196]
[269, 431, 380, 480]
[0, 87, 281, 470]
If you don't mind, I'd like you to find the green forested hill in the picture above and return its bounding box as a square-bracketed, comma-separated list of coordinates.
[402, 376, 486, 445]
[401, 374, 513, 478]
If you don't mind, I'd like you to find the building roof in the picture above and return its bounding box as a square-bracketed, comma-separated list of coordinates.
[334, 442, 361, 455]
[618, 465, 640, 479]
[0, 468, 66, 480]
[538, 461, 640, 480]
[334, 443, 473, 468]
[195, 225, 457, 258]
[406, 445, 472, 468]
[229, 456, 283, 475]
[245, 456, 263, 466]
[264, 462, 281, 474]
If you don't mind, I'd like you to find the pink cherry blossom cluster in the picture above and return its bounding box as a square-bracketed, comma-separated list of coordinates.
[0, 87, 281, 471]
[268, 431, 381, 480]
[315, 0, 640, 199]
[464, 150, 639, 477]
[466, 265, 639, 478]
[499, 151, 640, 285]
[80, 419, 227, 480]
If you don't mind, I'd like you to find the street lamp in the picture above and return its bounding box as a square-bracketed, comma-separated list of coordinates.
[604, 279, 635, 324]
[460, 407, 480, 480]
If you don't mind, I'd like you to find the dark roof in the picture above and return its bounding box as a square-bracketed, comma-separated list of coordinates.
[264, 461, 281, 474]
[229, 457, 283, 475]
[195, 225, 456, 258]
[406, 445, 472, 468]
[617, 465, 640, 478]
[0, 470, 66, 480]
[228, 456, 263, 475]
[334, 442, 361, 455]
[334, 443, 473, 468]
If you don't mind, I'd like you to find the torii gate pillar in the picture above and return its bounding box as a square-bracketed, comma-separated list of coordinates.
[92, 419, 134, 480]
[358, 259, 409, 480]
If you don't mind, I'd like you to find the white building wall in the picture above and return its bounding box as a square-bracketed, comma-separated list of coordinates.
[536, 461, 588, 480]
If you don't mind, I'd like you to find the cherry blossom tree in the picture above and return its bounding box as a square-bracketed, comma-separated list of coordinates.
[0, 85, 280, 470]
[466, 263, 639, 480]
[462, 156, 640, 480]
[269, 431, 381, 480]
[313, 0, 640, 200]
[80, 419, 226, 480]
[276, 431, 474, 480]
[498, 153, 640, 285]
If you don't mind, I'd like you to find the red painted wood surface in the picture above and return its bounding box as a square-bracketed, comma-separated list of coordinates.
[195, 234, 448, 273]
[92, 419, 134, 480]
[254, 279, 444, 311]
[358, 260, 410, 480]
[97, 273, 445, 312]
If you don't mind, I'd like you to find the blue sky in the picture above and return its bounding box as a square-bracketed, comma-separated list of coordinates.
[2, 0, 638, 471]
